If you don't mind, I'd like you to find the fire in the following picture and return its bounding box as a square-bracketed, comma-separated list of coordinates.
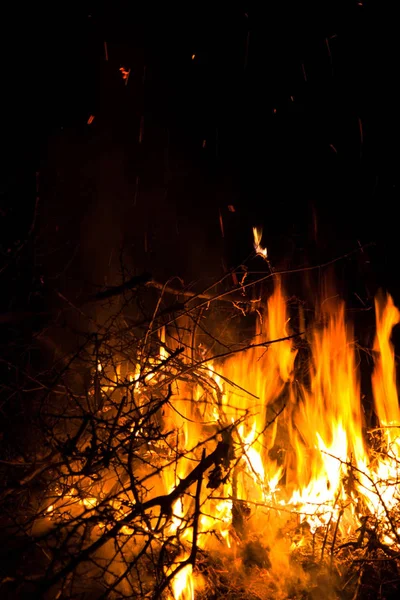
[171, 561, 194, 600]
[221, 280, 296, 505]
[372, 292, 400, 446]
[288, 298, 367, 533]
[365, 292, 400, 524]
[41, 266, 400, 597]
[252, 226, 268, 259]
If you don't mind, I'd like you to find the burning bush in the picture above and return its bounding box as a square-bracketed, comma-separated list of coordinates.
[1, 244, 400, 599]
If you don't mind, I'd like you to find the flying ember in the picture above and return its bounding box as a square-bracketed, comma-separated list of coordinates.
[253, 226, 268, 259]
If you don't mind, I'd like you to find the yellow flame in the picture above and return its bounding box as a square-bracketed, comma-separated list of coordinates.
[288, 298, 367, 533]
[170, 560, 194, 600]
[253, 226, 268, 259]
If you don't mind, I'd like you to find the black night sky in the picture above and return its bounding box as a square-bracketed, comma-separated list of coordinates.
[1, 2, 399, 313]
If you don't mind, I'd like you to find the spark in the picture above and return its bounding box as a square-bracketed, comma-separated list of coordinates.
[219, 209, 225, 238]
[119, 67, 131, 85]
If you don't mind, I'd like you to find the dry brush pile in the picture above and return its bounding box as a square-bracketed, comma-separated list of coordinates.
[1, 264, 400, 600]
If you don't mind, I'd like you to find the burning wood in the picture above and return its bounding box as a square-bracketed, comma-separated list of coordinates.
[1, 258, 400, 599]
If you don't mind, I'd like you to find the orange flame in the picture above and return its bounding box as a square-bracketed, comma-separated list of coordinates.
[372, 292, 400, 442]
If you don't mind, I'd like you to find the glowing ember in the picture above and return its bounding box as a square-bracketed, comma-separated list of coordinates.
[119, 66, 131, 84]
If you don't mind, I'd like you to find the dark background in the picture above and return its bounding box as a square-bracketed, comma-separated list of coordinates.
[1, 1, 399, 313]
